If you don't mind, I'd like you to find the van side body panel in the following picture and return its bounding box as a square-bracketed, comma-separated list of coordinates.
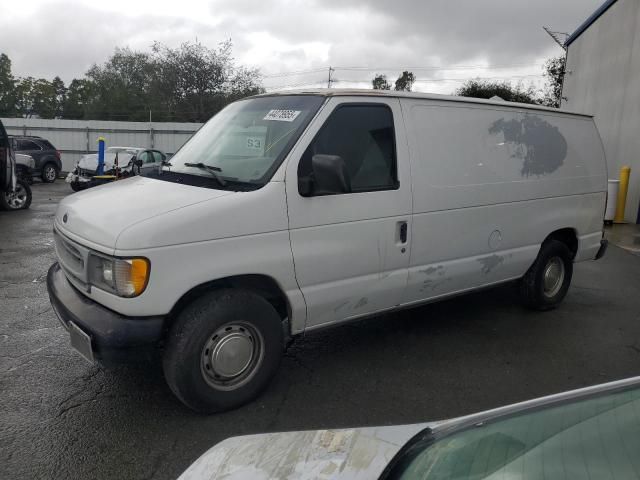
[400, 99, 606, 306]
[93, 182, 307, 332]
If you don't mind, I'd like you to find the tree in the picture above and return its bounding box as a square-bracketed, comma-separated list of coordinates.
[0, 53, 17, 116]
[85, 47, 154, 121]
[541, 56, 566, 108]
[63, 79, 93, 119]
[455, 79, 539, 104]
[372, 74, 391, 90]
[51, 76, 67, 118]
[150, 40, 263, 122]
[394, 71, 416, 91]
[30, 79, 58, 118]
[0, 43, 262, 121]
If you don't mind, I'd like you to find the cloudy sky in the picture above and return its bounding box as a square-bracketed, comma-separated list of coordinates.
[1, 0, 602, 94]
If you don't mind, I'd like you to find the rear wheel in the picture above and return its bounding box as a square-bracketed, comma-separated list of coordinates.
[41, 163, 58, 183]
[163, 289, 284, 413]
[0, 179, 32, 210]
[519, 240, 573, 310]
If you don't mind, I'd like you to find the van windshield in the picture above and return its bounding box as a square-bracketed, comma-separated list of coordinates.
[167, 95, 324, 188]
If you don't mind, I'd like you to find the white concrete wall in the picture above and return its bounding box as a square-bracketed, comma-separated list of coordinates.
[562, 0, 640, 223]
[0, 118, 202, 173]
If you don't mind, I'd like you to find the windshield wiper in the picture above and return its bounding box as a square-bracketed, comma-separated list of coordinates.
[183, 162, 226, 186]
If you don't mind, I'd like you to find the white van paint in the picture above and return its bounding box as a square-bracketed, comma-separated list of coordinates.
[48, 89, 608, 411]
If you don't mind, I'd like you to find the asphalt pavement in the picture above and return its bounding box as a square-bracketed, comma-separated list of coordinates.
[2, 181, 640, 480]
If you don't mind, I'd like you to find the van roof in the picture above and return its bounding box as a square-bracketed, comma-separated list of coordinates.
[254, 88, 592, 118]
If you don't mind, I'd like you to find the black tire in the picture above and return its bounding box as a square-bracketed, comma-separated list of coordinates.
[163, 289, 284, 413]
[0, 179, 32, 210]
[519, 239, 573, 310]
[70, 181, 86, 192]
[15, 166, 31, 183]
[41, 163, 58, 183]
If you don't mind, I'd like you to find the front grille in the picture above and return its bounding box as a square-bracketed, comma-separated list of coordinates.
[53, 228, 90, 289]
[77, 167, 94, 178]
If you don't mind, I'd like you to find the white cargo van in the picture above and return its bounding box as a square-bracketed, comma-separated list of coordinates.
[47, 90, 608, 412]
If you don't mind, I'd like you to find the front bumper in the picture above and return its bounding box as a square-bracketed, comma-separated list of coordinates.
[47, 262, 165, 364]
[65, 171, 91, 184]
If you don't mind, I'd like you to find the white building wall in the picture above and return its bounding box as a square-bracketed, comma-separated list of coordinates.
[562, 0, 640, 223]
[0, 118, 202, 173]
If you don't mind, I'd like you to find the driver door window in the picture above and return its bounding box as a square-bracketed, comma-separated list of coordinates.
[298, 104, 398, 195]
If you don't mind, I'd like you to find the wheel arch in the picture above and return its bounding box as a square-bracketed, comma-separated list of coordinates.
[41, 159, 59, 170]
[543, 228, 578, 259]
[167, 274, 292, 330]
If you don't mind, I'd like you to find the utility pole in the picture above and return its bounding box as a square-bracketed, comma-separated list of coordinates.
[327, 66, 335, 88]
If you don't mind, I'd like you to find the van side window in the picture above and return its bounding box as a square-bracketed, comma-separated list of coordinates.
[298, 104, 398, 195]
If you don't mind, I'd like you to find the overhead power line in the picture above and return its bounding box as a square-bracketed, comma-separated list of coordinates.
[328, 74, 545, 84]
[261, 67, 328, 78]
[333, 63, 543, 71]
[260, 62, 545, 80]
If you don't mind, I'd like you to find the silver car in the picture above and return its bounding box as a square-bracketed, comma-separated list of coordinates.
[179, 376, 640, 479]
[66, 146, 168, 191]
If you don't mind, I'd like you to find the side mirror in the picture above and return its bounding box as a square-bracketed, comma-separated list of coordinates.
[300, 154, 351, 196]
[134, 159, 143, 168]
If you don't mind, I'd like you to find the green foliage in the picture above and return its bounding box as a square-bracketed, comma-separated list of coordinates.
[148, 40, 263, 122]
[372, 74, 391, 90]
[394, 71, 416, 92]
[0, 40, 263, 121]
[455, 79, 540, 105]
[541, 56, 565, 108]
[371, 71, 416, 92]
[62, 79, 93, 120]
[0, 54, 17, 116]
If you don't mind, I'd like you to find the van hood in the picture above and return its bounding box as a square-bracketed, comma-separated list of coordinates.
[55, 176, 233, 251]
[177, 425, 429, 480]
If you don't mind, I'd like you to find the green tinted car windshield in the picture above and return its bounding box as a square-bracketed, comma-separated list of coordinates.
[391, 385, 640, 480]
[169, 95, 324, 186]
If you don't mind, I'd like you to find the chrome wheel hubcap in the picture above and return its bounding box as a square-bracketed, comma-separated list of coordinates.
[543, 257, 565, 297]
[5, 184, 27, 209]
[45, 167, 56, 181]
[201, 323, 263, 390]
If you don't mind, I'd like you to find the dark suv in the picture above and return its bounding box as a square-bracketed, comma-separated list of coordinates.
[9, 135, 62, 183]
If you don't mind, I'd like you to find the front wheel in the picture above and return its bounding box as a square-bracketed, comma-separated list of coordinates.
[41, 163, 59, 183]
[70, 181, 87, 192]
[1, 179, 32, 210]
[163, 289, 284, 413]
[519, 240, 573, 310]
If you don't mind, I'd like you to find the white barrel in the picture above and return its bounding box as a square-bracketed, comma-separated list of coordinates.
[605, 179, 620, 221]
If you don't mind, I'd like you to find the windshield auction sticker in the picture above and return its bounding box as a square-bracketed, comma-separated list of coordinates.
[263, 109, 301, 122]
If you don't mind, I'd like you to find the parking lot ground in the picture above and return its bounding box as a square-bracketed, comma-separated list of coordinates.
[2, 181, 640, 480]
[606, 222, 640, 256]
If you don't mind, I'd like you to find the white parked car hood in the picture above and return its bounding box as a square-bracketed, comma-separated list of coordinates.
[177, 424, 429, 480]
[77, 152, 135, 172]
[54, 176, 233, 252]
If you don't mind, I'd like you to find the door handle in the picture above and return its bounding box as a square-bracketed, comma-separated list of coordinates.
[399, 221, 408, 244]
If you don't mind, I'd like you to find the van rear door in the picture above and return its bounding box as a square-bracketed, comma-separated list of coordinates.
[0, 120, 14, 192]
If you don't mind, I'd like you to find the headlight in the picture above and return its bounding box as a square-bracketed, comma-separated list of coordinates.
[88, 254, 150, 297]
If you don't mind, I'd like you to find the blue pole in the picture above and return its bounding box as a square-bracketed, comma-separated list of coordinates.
[97, 137, 105, 175]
